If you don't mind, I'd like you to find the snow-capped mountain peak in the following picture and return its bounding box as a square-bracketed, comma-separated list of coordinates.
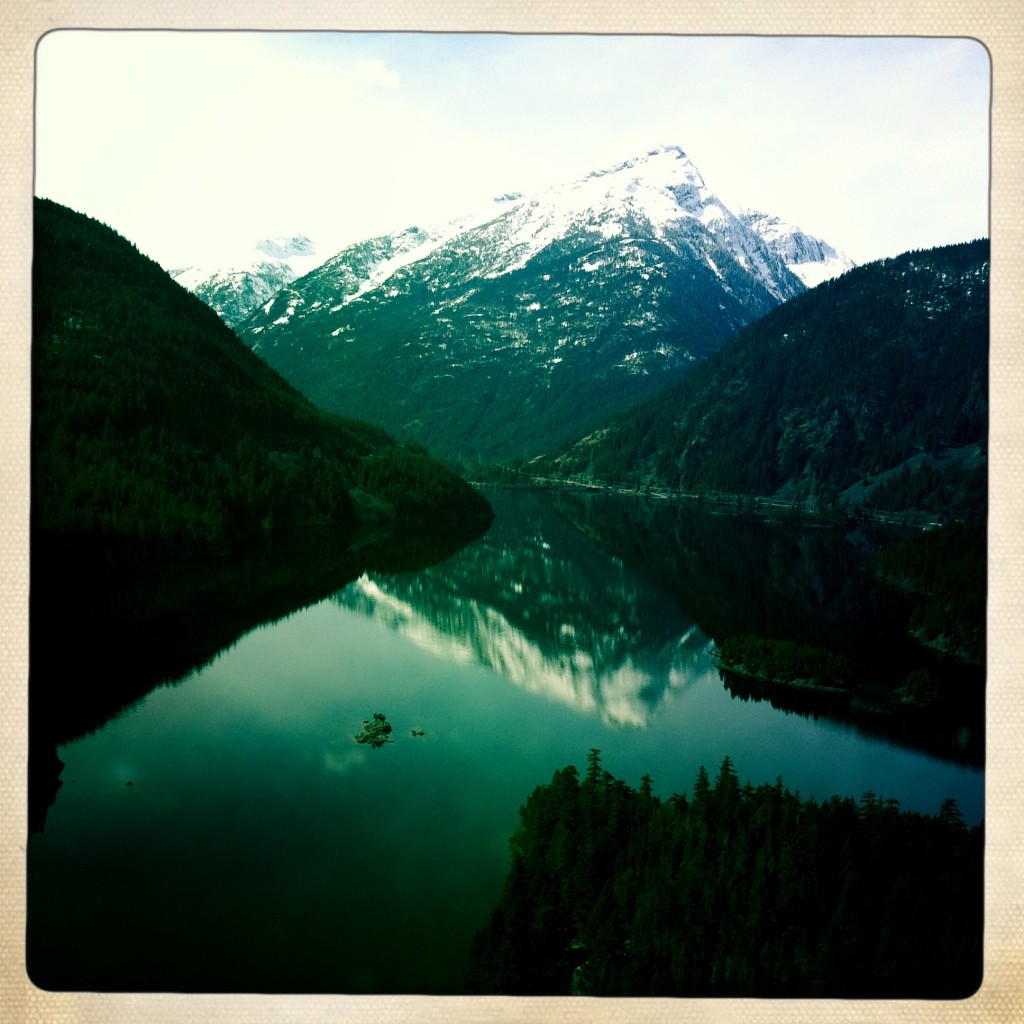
[434, 144, 795, 300]
[236, 143, 840, 463]
[242, 144, 802, 331]
[585, 143, 697, 182]
[739, 209, 855, 287]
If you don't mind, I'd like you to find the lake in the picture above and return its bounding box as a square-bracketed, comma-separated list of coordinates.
[26, 489, 984, 994]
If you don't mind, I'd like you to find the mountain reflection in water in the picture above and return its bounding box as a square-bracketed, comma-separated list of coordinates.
[336, 489, 983, 764]
[337, 572, 711, 728]
[334, 490, 722, 728]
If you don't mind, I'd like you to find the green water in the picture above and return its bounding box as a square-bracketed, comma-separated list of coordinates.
[27, 490, 983, 993]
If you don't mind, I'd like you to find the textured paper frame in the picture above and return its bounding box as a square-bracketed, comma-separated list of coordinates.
[2, 3, 1021, 1023]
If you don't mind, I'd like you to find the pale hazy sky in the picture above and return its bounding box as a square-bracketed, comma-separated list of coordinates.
[34, 31, 990, 270]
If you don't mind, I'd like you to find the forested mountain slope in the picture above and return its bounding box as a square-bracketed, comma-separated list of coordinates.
[535, 240, 988, 520]
[32, 198, 490, 558]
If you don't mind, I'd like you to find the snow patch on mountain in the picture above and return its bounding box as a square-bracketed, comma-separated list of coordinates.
[255, 235, 318, 261]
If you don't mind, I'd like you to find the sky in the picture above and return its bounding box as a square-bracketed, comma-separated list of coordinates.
[34, 31, 991, 271]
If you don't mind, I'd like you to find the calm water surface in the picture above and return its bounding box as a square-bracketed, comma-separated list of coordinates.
[27, 490, 983, 994]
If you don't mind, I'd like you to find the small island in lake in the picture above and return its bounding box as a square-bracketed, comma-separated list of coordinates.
[355, 713, 394, 748]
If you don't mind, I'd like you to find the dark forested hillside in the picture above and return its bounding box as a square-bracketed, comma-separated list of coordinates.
[465, 753, 983, 998]
[536, 240, 988, 521]
[32, 198, 490, 557]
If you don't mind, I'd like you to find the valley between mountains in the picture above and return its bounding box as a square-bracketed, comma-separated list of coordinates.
[171, 142, 983, 536]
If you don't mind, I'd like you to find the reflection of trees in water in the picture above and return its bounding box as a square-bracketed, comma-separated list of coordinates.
[550, 490, 983, 681]
[329, 489, 982, 760]
[720, 667, 981, 766]
[544, 490, 982, 764]
[548, 490, 899, 655]
[33, 521, 486, 745]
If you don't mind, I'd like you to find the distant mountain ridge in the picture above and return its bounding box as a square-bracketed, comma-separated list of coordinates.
[171, 234, 325, 327]
[234, 144, 850, 463]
